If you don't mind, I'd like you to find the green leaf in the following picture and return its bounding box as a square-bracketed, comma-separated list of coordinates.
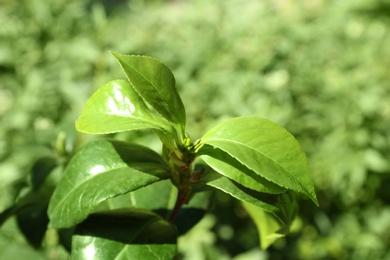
[16, 204, 49, 249]
[0, 164, 61, 226]
[110, 52, 186, 136]
[200, 117, 318, 205]
[31, 156, 58, 191]
[48, 139, 170, 228]
[96, 179, 211, 235]
[72, 209, 177, 260]
[242, 202, 285, 250]
[94, 179, 176, 212]
[76, 80, 172, 134]
[201, 171, 296, 230]
[199, 145, 286, 194]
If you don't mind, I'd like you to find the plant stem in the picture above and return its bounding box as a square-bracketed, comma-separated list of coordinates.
[169, 188, 188, 223]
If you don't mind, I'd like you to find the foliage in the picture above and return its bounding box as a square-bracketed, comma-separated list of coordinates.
[1, 0, 389, 259]
[43, 52, 315, 257]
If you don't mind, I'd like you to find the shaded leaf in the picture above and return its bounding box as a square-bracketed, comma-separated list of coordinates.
[0, 165, 59, 226]
[72, 209, 177, 260]
[96, 179, 211, 235]
[200, 117, 318, 205]
[242, 202, 285, 250]
[110, 52, 186, 135]
[76, 80, 172, 135]
[199, 145, 286, 194]
[16, 204, 49, 249]
[94, 179, 176, 213]
[58, 227, 75, 253]
[31, 156, 58, 191]
[48, 139, 170, 228]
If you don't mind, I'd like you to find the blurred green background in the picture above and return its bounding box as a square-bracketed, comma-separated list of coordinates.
[1, 0, 389, 259]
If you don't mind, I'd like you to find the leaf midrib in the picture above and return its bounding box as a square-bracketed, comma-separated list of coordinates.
[124, 60, 178, 124]
[203, 137, 308, 193]
[50, 163, 167, 220]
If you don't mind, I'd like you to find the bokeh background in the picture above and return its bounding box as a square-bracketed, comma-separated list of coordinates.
[1, 0, 389, 259]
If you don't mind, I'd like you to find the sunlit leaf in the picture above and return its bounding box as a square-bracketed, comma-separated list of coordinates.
[76, 80, 172, 135]
[72, 209, 177, 260]
[48, 139, 170, 228]
[110, 52, 186, 136]
[199, 145, 286, 194]
[200, 117, 318, 205]
[201, 171, 296, 229]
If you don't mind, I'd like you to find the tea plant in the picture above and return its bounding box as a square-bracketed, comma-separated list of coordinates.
[46, 52, 318, 259]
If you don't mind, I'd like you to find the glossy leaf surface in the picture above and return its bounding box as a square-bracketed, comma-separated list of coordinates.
[72, 209, 177, 260]
[201, 117, 318, 205]
[199, 145, 286, 194]
[48, 139, 170, 228]
[76, 80, 171, 134]
[202, 171, 295, 229]
[110, 52, 186, 134]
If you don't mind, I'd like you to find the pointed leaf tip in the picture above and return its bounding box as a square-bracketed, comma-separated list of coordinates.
[109, 51, 186, 135]
[76, 79, 171, 134]
[201, 117, 318, 205]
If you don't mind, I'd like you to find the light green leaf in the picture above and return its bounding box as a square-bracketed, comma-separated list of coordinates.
[48, 139, 170, 228]
[110, 52, 186, 136]
[76, 80, 172, 134]
[200, 117, 318, 205]
[242, 202, 285, 250]
[72, 209, 177, 260]
[199, 145, 286, 194]
[201, 171, 293, 229]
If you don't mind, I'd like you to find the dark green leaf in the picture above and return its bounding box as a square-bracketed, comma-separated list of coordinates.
[16, 204, 49, 249]
[94, 180, 176, 213]
[110, 52, 186, 136]
[72, 209, 177, 260]
[199, 145, 286, 194]
[96, 179, 211, 235]
[200, 117, 318, 205]
[48, 139, 170, 228]
[58, 227, 75, 253]
[31, 156, 58, 191]
[76, 80, 173, 135]
[0, 169, 56, 227]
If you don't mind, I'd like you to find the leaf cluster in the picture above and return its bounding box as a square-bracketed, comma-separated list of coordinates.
[40, 52, 318, 258]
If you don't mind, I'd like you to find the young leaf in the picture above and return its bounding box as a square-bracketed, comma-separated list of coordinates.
[199, 145, 286, 194]
[48, 139, 170, 228]
[242, 202, 285, 250]
[72, 209, 177, 260]
[76, 80, 173, 135]
[110, 52, 186, 136]
[200, 117, 318, 205]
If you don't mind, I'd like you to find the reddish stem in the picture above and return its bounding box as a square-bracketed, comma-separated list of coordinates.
[169, 189, 188, 223]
